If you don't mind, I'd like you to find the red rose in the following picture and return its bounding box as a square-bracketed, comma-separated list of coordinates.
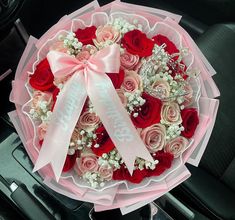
[126, 169, 148, 184]
[91, 125, 115, 156]
[112, 166, 127, 181]
[52, 87, 60, 102]
[131, 93, 162, 128]
[39, 140, 43, 147]
[29, 58, 55, 91]
[39, 141, 78, 173]
[146, 151, 174, 177]
[62, 151, 78, 172]
[113, 151, 174, 182]
[122, 30, 154, 57]
[181, 108, 199, 138]
[113, 166, 148, 184]
[152, 34, 179, 55]
[107, 69, 125, 89]
[51, 87, 60, 111]
[152, 35, 189, 80]
[75, 26, 97, 45]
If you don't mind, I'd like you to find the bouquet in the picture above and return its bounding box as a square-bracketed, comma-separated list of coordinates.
[10, 1, 219, 213]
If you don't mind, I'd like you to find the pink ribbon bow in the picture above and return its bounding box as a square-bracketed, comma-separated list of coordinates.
[33, 44, 153, 181]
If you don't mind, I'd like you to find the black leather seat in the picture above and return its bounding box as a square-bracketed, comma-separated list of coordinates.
[0, 25, 26, 115]
[172, 23, 235, 220]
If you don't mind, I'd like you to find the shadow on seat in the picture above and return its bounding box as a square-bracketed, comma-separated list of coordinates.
[172, 23, 235, 220]
[0, 19, 28, 115]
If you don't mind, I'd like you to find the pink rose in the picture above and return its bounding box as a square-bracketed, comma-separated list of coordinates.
[76, 50, 90, 62]
[140, 124, 166, 153]
[75, 153, 99, 175]
[93, 25, 121, 48]
[37, 123, 48, 140]
[183, 83, 193, 107]
[70, 127, 82, 143]
[116, 89, 127, 106]
[121, 70, 142, 93]
[32, 91, 52, 111]
[161, 102, 182, 125]
[76, 45, 98, 62]
[82, 45, 97, 55]
[152, 80, 170, 99]
[133, 61, 144, 72]
[120, 51, 139, 70]
[164, 136, 189, 158]
[78, 111, 100, 132]
[98, 165, 113, 181]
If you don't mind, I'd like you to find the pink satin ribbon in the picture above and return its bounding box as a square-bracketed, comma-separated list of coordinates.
[33, 44, 153, 181]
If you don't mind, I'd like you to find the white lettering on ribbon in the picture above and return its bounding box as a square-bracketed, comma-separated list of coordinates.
[95, 82, 134, 142]
[34, 45, 153, 180]
[56, 75, 86, 132]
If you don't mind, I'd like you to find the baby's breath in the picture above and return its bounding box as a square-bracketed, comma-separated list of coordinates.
[111, 17, 138, 34]
[62, 32, 83, 56]
[83, 172, 101, 188]
[135, 157, 159, 170]
[166, 124, 184, 140]
[29, 100, 52, 123]
[125, 90, 145, 114]
[98, 150, 122, 169]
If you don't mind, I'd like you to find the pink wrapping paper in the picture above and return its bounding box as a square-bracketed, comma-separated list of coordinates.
[95, 165, 191, 212]
[9, 0, 219, 214]
[112, 1, 182, 23]
[187, 98, 219, 166]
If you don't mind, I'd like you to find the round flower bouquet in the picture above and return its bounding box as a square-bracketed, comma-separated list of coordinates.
[10, 1, 219, 213]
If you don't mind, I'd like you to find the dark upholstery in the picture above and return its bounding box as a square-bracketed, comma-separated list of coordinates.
[184, 165, 235, 220]
[175, 23, 235, 220]
[0, 26, 25, 74]
[0, 26, 25, 115]
[198, 24, 235, 180]
[157, 0, 235, 25]
[0, 0, 24, 40]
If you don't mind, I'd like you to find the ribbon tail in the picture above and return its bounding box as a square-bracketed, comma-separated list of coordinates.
[123, 146, 155, 176]
[33, 73, 87, 181]
[86, 71, 154, 175]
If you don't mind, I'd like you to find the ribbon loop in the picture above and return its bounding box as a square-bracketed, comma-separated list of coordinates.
[33, 44, 153, 181]
[47, 51, 83, 78]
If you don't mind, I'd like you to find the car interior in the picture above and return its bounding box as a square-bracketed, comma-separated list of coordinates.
[0, 0, 235, 219]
